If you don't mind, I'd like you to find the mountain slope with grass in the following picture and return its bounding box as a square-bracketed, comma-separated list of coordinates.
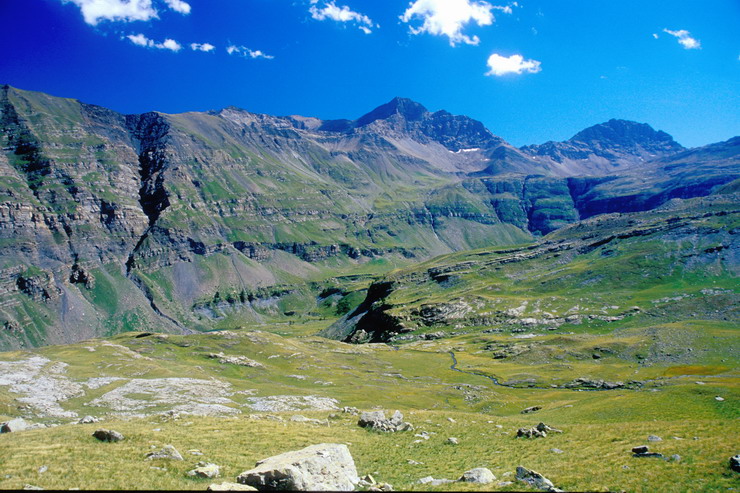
[0, 85, 737, 349]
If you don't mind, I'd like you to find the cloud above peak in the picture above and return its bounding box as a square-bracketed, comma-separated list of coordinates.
[663, 29, 701, 49]
[485, 53, 541, 76]
[63, 0, 191, 26]
[401, 0, 513, 46]
[309, 1, 376, 33]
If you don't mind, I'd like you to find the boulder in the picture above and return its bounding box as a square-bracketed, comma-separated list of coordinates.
[92, 429, 124, 442]
[236, 443, 358, 491]
[521, 406, 542, 414]
[730, 455, 740, 473]
[631, 446, 663, 459]
[647, 435, 662, 442]
[358, 410, 412, 432]
[459, 468, 495, 484]
[1, 418, 30, 433]
[208, 482, 257, 491]
[187, 462, 221, 479]
[631, 446, 649, 454]
[78, 416, 99, 424]
[146, 445, 184, 461]
[516, 466, 561, 492]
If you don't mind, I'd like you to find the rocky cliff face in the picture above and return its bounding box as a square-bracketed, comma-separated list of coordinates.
[0, 85, 736, 349]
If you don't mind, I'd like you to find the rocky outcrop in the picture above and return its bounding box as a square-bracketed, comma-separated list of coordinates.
[357, 410, 413, 432]
[236, 443, 358, 491]
[516, 466, 562, 492]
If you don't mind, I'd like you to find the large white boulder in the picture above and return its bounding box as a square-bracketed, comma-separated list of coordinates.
[237, 443, 358, 491]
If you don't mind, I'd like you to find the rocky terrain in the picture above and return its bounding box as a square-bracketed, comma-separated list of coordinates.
[0, 85, 738, 349]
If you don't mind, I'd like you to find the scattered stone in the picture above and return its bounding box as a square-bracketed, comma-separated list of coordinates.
[358, 410, 413, 432]
[670, 454, 682, 462]
[1, 418, 30, 433]
[446, 437, 459, 445]
[730, 455, 740, 473]
[647, 435, 662, 442]
[77, 416, 99, 424]
[516, 466, 561, 492]
[188, 449, 204, 456]
[237, 443, 358, 491]
[521, 406, 542, 414]
[631, 446, 663, 459]
[37, 466, 48, 474]
[368, 482, 393, 491]
[447, 417, 456, 423]
[208, 352, 263, 368]
[417, 477, 454, 486]
[715, 396, 725, 401]
[187, 462, 220, 479]
[407, 460, 423, 465]
[550, 448, 564, 454]
[459, 467, 495, 484]
[517, 422, 562, 438]
[341, 407, 359, 415]
[145, 445, 184, 461]
[207, 482, 257, 491]
[92, 429, 124, 442]
[22, 485, 43, 490]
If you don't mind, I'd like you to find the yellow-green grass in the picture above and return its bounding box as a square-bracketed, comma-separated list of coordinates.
[0, 411, 738, 492]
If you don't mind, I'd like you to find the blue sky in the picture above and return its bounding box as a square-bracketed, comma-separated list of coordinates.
[1, 0, 738, 147]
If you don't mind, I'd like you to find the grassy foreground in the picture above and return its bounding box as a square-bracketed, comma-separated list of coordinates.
[0, 410, 738, 491]
[0, 328, 738, 491]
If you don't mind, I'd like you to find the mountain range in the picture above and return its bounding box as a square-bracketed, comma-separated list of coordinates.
[0, 85, 737, 349]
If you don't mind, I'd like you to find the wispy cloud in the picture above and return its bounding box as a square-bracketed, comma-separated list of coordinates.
[401, 0, 514, 46]
[190, 42, 215, 52]
[62, 0, 190, 26]
[226, 45, 274, 60]
[663, 29, 701, 49]
[485, 53, 541, 76]
[309, 1, 376, 34]
[126, 33, 182, 52]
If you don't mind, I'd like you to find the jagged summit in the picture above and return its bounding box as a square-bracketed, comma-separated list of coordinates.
[355, 97, 428, 127]
[570, 119, 682, 151]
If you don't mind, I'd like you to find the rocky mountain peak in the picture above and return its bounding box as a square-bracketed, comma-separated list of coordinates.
[570, 119, 683, 151]
[355, 97, 428, 127]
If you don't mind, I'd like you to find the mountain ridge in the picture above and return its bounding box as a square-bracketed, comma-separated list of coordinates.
[0, 84, 737, 349]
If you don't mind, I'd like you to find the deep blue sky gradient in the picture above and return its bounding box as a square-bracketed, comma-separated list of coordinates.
[1, 0, 738, 147]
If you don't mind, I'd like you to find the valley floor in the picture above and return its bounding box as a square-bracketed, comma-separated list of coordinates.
[0, 327, 738, 491]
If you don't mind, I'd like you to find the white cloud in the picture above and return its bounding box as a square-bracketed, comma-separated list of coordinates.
[190, 42, 215, 52]
[309, 1, 376, 33]
[63, 0, 190, 25]
[652, 33, 659, 39]
[226, 45, 274, 60]
[663, 28, 701, 49]
[401, 0, 513, 46]
[126, 33, 182, 51]
[163, 0, 190, 14]
[485, 53, 541, 76]
[64, 0, 156, 25]
[161, 38, 181, 51]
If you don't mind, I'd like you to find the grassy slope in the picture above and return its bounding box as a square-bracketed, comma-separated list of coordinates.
[0, 325, 737, 491]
